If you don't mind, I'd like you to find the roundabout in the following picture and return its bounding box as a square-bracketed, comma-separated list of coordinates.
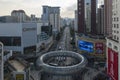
[36, 51, 87, 75]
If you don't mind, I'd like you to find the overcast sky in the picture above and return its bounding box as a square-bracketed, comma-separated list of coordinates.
[0, 0, 103, 18]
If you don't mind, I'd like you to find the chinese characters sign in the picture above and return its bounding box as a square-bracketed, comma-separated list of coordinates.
[108, 48, 118, 80]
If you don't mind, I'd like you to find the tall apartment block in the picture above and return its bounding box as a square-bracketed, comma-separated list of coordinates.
[104, 0, 112, 37]
[97, 5, 104, 35]
[0, 42, 3, 80]
[41, 6, 60, 34]
[106, 0, 120, 80]
[77, 0, 96, 34]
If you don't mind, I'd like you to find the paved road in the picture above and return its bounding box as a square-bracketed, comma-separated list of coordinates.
[56, 27, 71, 51]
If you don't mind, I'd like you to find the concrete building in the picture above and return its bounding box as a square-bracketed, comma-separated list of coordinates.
[11, 10, 30, 22]
[85, 3, 91, 33]
[8, 58, 30, 80]
[41, 6, 60, 34]
[97, 5, 105, 35]
[104, 0, 112, 37]
[0, 23, 42, 54]
[74, 10, 78, 32]
[77, 0, 97, 34]
[0, 16, 18, 23]
[0, 42, 3, 80]
[60, 18, 67, 28]
[106, 0, 120, 80]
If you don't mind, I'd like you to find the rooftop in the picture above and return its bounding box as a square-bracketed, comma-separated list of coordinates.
[8, 60, 25, 72]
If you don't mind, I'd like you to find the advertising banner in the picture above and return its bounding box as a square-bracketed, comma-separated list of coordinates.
[78, 40, 93, 52]
[95, 43, 104, 54]
[107, 48, 118, 80]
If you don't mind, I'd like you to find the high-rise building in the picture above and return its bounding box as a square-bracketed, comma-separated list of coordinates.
[85, 3, 91, 33]
[77, 0, 85, 33]
[11, 10, 27, 22]
[41, 6, 60, 34]
[77, 0, 97, 34]
[106, 0, 120, 80]
[91, 0, 97, 34]
[97, 5, 104, 35]
[0, 16, 18, 23]
[104, 0, 112, 37]
[0, 42, 3, 80]
[74, 10, 78, 32]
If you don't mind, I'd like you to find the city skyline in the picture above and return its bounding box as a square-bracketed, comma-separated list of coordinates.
[0, 0, 103, 18]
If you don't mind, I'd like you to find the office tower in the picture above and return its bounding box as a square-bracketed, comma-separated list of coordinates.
[77, 0, 85, 33]
[11, 10, 27, 22]
[41, 6, 60, 34]
[97, 5, 104, 35]
[104, 0, 112, 37]
[77, 0, 96, 34]
[74, 10, 78, 32]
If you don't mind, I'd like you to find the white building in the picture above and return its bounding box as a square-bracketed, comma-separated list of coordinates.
[74, 10, 78, 32]
[106, 0, 120, 80]
[41, 6, 60, 34]
[0, 23, 42, 54]
[11, 10, 28, 22]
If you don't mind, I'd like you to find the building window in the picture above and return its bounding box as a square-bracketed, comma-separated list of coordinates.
[114, 46, 118, 50]
[114, 30, 116, 33]
[117, 24, 119, 28]
[117, 37, 119, 40]
[44, 8, 46, 14]
[114, 24, 116, 28]
[108, 43, 112, 47]
[117, 17, 119, 21]
[114, 35, 116, 39]
[0, 37, 21, 46]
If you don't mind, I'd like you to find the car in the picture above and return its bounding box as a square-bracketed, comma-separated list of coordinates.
[58, 46, 62, 50]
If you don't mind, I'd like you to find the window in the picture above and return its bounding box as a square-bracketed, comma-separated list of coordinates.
[117, 24, 119, 28]
[114, 24, 116, 28]
[0, 37, 21, 46]
[114, 46, 118, 50]
[108, 43, 112, 47]
[44, 8, 46, 13]
[114, 35, 116, 39]
[117, 17, 119, 21]
[117, 37, 119, 41]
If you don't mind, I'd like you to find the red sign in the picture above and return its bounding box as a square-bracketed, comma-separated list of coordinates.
[95, 43, 104, 54]
[107, 48, 118, 80]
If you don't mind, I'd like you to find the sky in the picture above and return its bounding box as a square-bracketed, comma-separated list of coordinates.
[0, 0, 103, 18]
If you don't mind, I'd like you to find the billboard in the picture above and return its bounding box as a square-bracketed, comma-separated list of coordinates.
[16, 74, 24, 80]
[95, 43, 104, 54]
[107, 48, 118, 80]
[78, 40, 93, 52]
